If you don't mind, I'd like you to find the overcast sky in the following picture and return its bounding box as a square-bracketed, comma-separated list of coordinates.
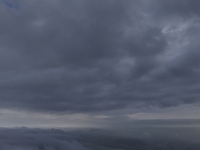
[0, 0, 200, 128]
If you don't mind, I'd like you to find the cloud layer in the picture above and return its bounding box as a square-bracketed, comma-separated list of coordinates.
[0, 0, 200, 113]
[0, 127, 90, 150]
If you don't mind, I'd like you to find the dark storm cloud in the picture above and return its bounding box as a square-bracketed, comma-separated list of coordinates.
[0, 0, 200, 113]
[155, 0, 200, 18]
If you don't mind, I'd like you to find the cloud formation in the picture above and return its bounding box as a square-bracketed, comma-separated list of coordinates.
[0, 127, 90, 150]
[0, 0, 200, 113]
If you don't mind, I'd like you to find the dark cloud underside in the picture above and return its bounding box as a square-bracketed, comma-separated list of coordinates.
[0, 0, 200, 113]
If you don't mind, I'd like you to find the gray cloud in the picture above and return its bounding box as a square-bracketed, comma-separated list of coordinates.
[155, 0, 200, 18]
[0, 0, 200, 113]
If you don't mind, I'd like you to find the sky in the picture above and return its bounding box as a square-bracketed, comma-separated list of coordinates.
[0, 0, 200, 128]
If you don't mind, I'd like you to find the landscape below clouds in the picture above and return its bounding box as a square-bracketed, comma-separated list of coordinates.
[1, 127, 200, 150]
[0, 127, 89, 150]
